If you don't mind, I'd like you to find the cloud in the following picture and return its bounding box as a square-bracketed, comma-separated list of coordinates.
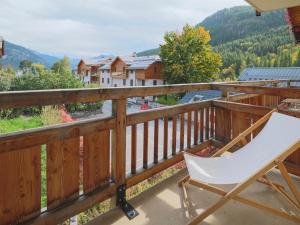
[0, 0, 246, 57]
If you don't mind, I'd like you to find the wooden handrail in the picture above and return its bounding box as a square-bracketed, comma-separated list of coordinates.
[0, 80, 291, 110]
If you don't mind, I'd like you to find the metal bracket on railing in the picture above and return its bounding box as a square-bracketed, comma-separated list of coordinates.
[117, 185, 139, 220]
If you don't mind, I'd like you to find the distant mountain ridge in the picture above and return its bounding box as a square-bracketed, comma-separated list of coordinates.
[0, 41, 60, 69]
[137, 6, 288, 56]
[0, 41, 113, 69]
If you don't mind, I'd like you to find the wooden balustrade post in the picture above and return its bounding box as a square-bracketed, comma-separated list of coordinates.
[222, 91, 229, 100]
[111, 98, 127, 185]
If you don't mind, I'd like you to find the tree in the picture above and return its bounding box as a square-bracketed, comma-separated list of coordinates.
[19, 60, 32, 70]
[160, 25, 222, 84]
[51, 56, 72, 74]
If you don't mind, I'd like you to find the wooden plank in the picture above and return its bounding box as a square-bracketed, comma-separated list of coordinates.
[210, 107, 215, 139]
[187, 111, 192, 148]
[212, 84, 300, 99]
[231, 111, 251, 140]
[0, 117, 115, 154]
[212, 100, 271, 116]
[126, 100, 211, 126]
[194, 111, 199, 145]
[215, 107, 231, 143]
[111, 99, 126, 185]
[26, 184, 117, 225]
[205, 107, 209, 140]
[47, 137, 80, 210]
[83, 130, 110, 194]
[199, 109, 204, 142]
[0, 83, 211, 110]
[163, 116, 168, 159]
[131, 125, 137, 174]
[154, 119, 159, 164]
[172, 116, 177, 155]
[143, 122, 148, 169]
[180, 113, 185, 151]
[0, 146, 41, 225]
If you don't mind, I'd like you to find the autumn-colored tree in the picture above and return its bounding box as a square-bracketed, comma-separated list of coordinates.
[160, 25, 222, 84]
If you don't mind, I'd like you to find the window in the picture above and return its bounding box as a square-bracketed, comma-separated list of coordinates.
[102, 78, 104, 83]
[123, 79, 126, 86]
[130, 70, 134, 74]
[130, 79, 134, 86]
[153, 80, 157, 86]
[114, 84, 117, 87]
[85, 71, 89, 76]
[163, 80, 167, 85]
[107, 78, 110, 84]
[101, 70, 104, 74]
[142, 80, 145, 86]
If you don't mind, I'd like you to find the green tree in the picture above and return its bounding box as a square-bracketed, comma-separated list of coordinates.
[51, 56, 72, 74]
[160, 25, 222, 84]
[19, 60, 32, 70]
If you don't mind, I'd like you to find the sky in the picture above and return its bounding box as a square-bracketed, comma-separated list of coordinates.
[0, 0, 247, 57]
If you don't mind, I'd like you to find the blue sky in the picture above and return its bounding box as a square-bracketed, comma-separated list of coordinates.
[0, 0, 247, 57]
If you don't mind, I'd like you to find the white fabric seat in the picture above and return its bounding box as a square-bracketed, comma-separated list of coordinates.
[185, 112, 300, 185]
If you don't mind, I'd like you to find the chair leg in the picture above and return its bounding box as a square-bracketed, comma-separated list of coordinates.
[178, 175, 190, 187]
[187, 196, 229, 225]
[187, 179, 300, 224]
[277, 162, 300, 205]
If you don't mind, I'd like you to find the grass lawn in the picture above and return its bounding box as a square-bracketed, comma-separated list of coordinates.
[155, 95, 178, 105]
[0, 116, 43, 133]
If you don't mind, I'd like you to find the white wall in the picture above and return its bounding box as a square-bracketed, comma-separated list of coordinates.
[100, 69, 164, 88]
[100, 70, 111, 87]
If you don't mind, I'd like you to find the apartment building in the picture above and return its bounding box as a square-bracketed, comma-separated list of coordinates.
[100, 55, 165, 88]
[77, 57, 112, 84]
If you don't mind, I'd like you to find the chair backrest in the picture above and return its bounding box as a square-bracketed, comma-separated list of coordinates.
[232, 112, 300, 170]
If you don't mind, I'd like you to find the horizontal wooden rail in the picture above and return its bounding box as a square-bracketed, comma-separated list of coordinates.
[126, 100, 211, 125]
[0, 116, 115, 153]
[0, 83, 210, 109]
[0, 80, 289, 110]
[212, 100, 272, 116]
[212, 84, 300, 99]
[25, 184, 117, 225]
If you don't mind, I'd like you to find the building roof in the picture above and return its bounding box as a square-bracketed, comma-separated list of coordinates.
[238, 67, 300, 81]
[245, 0, 300, 12]
[179, 90, 222, 104]
[100, 62, 111, 70]
[129, 55, 161, 70]
[80, 56, 113, 66]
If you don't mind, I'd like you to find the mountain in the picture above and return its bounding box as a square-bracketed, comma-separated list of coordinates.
[0, 41, 113, 69]
[198, 6, 287, 46]
[137, 6, 297, 78]
[0, 41, 60, 69]
[138, 6, 288, 57]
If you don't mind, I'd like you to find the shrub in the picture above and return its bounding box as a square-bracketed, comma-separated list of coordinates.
[40, 106, 62, 126]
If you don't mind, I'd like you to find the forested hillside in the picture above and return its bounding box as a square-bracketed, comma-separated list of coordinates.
[138, 6, 298, 79]
[0, 41, 59, 68]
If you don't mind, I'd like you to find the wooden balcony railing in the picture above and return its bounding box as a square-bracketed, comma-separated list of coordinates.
[0, 79, 299, 225]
